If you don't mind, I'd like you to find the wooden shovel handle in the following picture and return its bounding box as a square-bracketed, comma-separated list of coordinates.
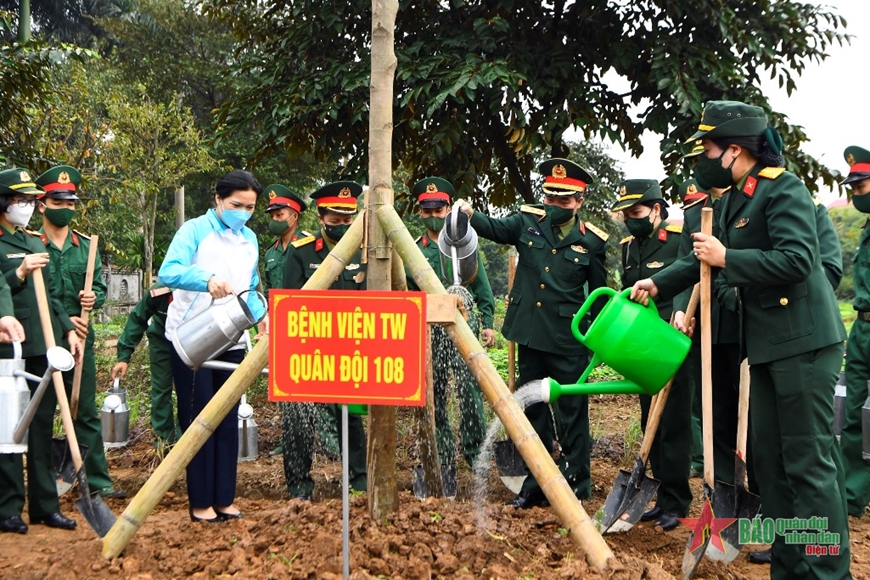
[700, 207, 714, 488]
[71, 235, 99, 419]
[736, 359, 750, 458]
[33, 268, 84, 473]
[639, 284, 700, 462]
[507, 252, 517, 392]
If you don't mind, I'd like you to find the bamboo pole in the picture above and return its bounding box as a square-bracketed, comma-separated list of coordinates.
[377, 205, 614, 570]
[506, 251, 517, 392]
[101, 215, 367, 559]
[366, 0, 400, 519]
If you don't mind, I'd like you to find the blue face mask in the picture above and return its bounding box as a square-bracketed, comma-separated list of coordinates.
[217, 202, 252, 232]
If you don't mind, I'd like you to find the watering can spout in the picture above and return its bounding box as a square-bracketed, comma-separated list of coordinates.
[542, 377, 656, 402]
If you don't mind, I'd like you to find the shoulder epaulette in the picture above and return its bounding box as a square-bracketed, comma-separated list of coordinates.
[758, 167, 786, 180]
[619, 236, 633, 245]
[584, 222, 609, 242]
[291, 235, 316, 248]
[520, 205, 546, 216]
[150, 286, 172, 297]
[665, 224, 682, 233]
[73, 229, 91, 241]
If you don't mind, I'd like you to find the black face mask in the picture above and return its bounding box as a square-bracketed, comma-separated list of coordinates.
[694, 148, 736, 189]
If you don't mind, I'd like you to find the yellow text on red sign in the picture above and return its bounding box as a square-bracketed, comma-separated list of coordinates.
[269, 290, 426, 405]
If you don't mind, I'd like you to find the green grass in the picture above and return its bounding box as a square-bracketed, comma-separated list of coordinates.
[840, 301, 856, 335]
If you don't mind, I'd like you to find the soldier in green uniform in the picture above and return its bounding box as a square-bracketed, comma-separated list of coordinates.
[0, 168, 82, 534]
[632, 101, 850, 580]
[110, 283, 176, 445]
[280, 181, 367, 499]
[406, 177, 495, 494]
[35, 165, 124, 499]
[612, 179, 690, 530]
[457, 158, 608, 508]
[839, 145, 870, 518]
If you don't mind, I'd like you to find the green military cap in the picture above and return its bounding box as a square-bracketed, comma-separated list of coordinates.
[310, 180, 363, 214]
[412, 176, 454, 209]
[683, 139, 706, 158]
[538, 158, 594, 195]
[0, 168, 43, 196]
[678, 178, 708, 203]
[35, 165, 81, 200]
[841, 146, 870, 185]
[264, 184, 308, 213]
[612, 179, 668, 212]
[687, 100, 768, 142]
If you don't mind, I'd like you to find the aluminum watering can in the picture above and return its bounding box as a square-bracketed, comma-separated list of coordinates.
[172, 290, 267, 370]
[101, 378, 129, 448]
[542, 287, 691, 399]
[438, 204, 478, 286]
[0, 342, 76, 453]
[237, 394, 258, 462]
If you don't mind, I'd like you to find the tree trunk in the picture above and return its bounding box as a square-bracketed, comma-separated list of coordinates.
[365, 0, 400, 520]
[144, 190, 158, 289]
[175, 185, 185, 229]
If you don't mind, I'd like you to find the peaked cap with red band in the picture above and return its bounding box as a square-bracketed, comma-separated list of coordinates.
[538, 158, 594, 196]
[310, 180, 362, 215]
[412, 176, 454, 209]
[35, 165, 80, 200]
[264, 183, 308, 213]
[678, 178, 708, 203]
[842, 146, 870, 185]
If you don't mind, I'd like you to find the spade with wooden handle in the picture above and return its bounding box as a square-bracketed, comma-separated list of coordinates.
[70, 234, 98, 419]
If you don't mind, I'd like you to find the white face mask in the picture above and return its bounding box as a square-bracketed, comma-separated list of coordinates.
[6, 203, 35, 227]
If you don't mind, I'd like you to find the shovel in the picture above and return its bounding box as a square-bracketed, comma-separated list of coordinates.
[596, 286, 699, 533]
[70, 234, 99, 419]
[496, 252, 525, 491]
[33, 268, 117, 538]
[681, 206, 715, 579]
[708, 359, 761, 562]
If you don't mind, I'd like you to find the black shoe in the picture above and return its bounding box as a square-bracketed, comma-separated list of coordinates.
[30, 513, 76, 530]
[189, 507, 221, 523]
[293, 492, 312, 502]
[654, 512, 680, 531]
[641, 506, 663, 521]
[0, 516, 27, 534]
[215, 510, 243, 521]
[98, 487, 127, 499]
[506, 492, 549, 509]
[747, 548, 772, 564]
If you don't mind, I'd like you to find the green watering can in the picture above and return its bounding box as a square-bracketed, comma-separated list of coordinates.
[541, 287, 691, 402]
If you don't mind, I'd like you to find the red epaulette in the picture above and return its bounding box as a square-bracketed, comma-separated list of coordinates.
[315, 238, 325, 252]
[422, 235, 429, 247]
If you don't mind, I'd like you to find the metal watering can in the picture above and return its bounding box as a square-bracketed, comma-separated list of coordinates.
[237, 394, 258, 462]
[438, 205, 478, 287]
[541, 287, 691, 401]
[172, 290, 267, 370]
[863, 380, 870, 461]
[101, 378, 129, 448]
[0, 342, 76, 453]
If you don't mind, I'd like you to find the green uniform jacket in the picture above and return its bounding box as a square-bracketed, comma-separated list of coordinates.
[854, 219, 870, 311]
[282, 232, 367, 290]
[116, 284, 171, 363]
[0, 227, 75, 357]
[0, 271, 12, 316]
[406, 233, 495, 329]
[470, 206, 608, 355]
[263, 231, 311, 298]
[619, 220, 681, 321]
[653, 165, 846, 365]
[673, 194, 740, 345]
[39, 229, 107, 317]
[814, 200, 843, 290]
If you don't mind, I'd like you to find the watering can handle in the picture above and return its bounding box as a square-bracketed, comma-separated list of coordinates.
[571, 287, 660, 343]
[113, 377, 120, 390]
[12, 339, 21, 362]
[237, 289, 269, 324]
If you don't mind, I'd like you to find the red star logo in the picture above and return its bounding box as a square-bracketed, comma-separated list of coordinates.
[679, 497, 738, 553]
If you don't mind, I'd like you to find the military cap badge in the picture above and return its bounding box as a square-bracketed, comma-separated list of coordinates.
[338, 187, 351, 198]
[58, 172, 71, 184]
[848, 153, 856, 166]
[20, 171, 30, 182]
[269, 190, 277, 199]
[552, 164, 567, 179]
[686, 183, 697, 195]
[426, 183, 437, 193]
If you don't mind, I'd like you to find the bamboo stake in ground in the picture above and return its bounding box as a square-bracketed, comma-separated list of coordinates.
[506, 251, 517, 392]
[377, 204, 614, 571]
[101, 216, 367, 560]
[71, 234, 98, 419]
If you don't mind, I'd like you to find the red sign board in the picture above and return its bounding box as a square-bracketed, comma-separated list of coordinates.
[269, 290, 426, 406]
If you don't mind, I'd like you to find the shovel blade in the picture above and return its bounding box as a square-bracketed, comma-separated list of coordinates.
[607, 476, 661, 533]
[596, 456, 660, 533]
[708, 480, 762, 563]
[52, 438, 88, 496]
[75, 491, 117, 538]
[681, 485, 714, 580]
[494, 440, 527, 494]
